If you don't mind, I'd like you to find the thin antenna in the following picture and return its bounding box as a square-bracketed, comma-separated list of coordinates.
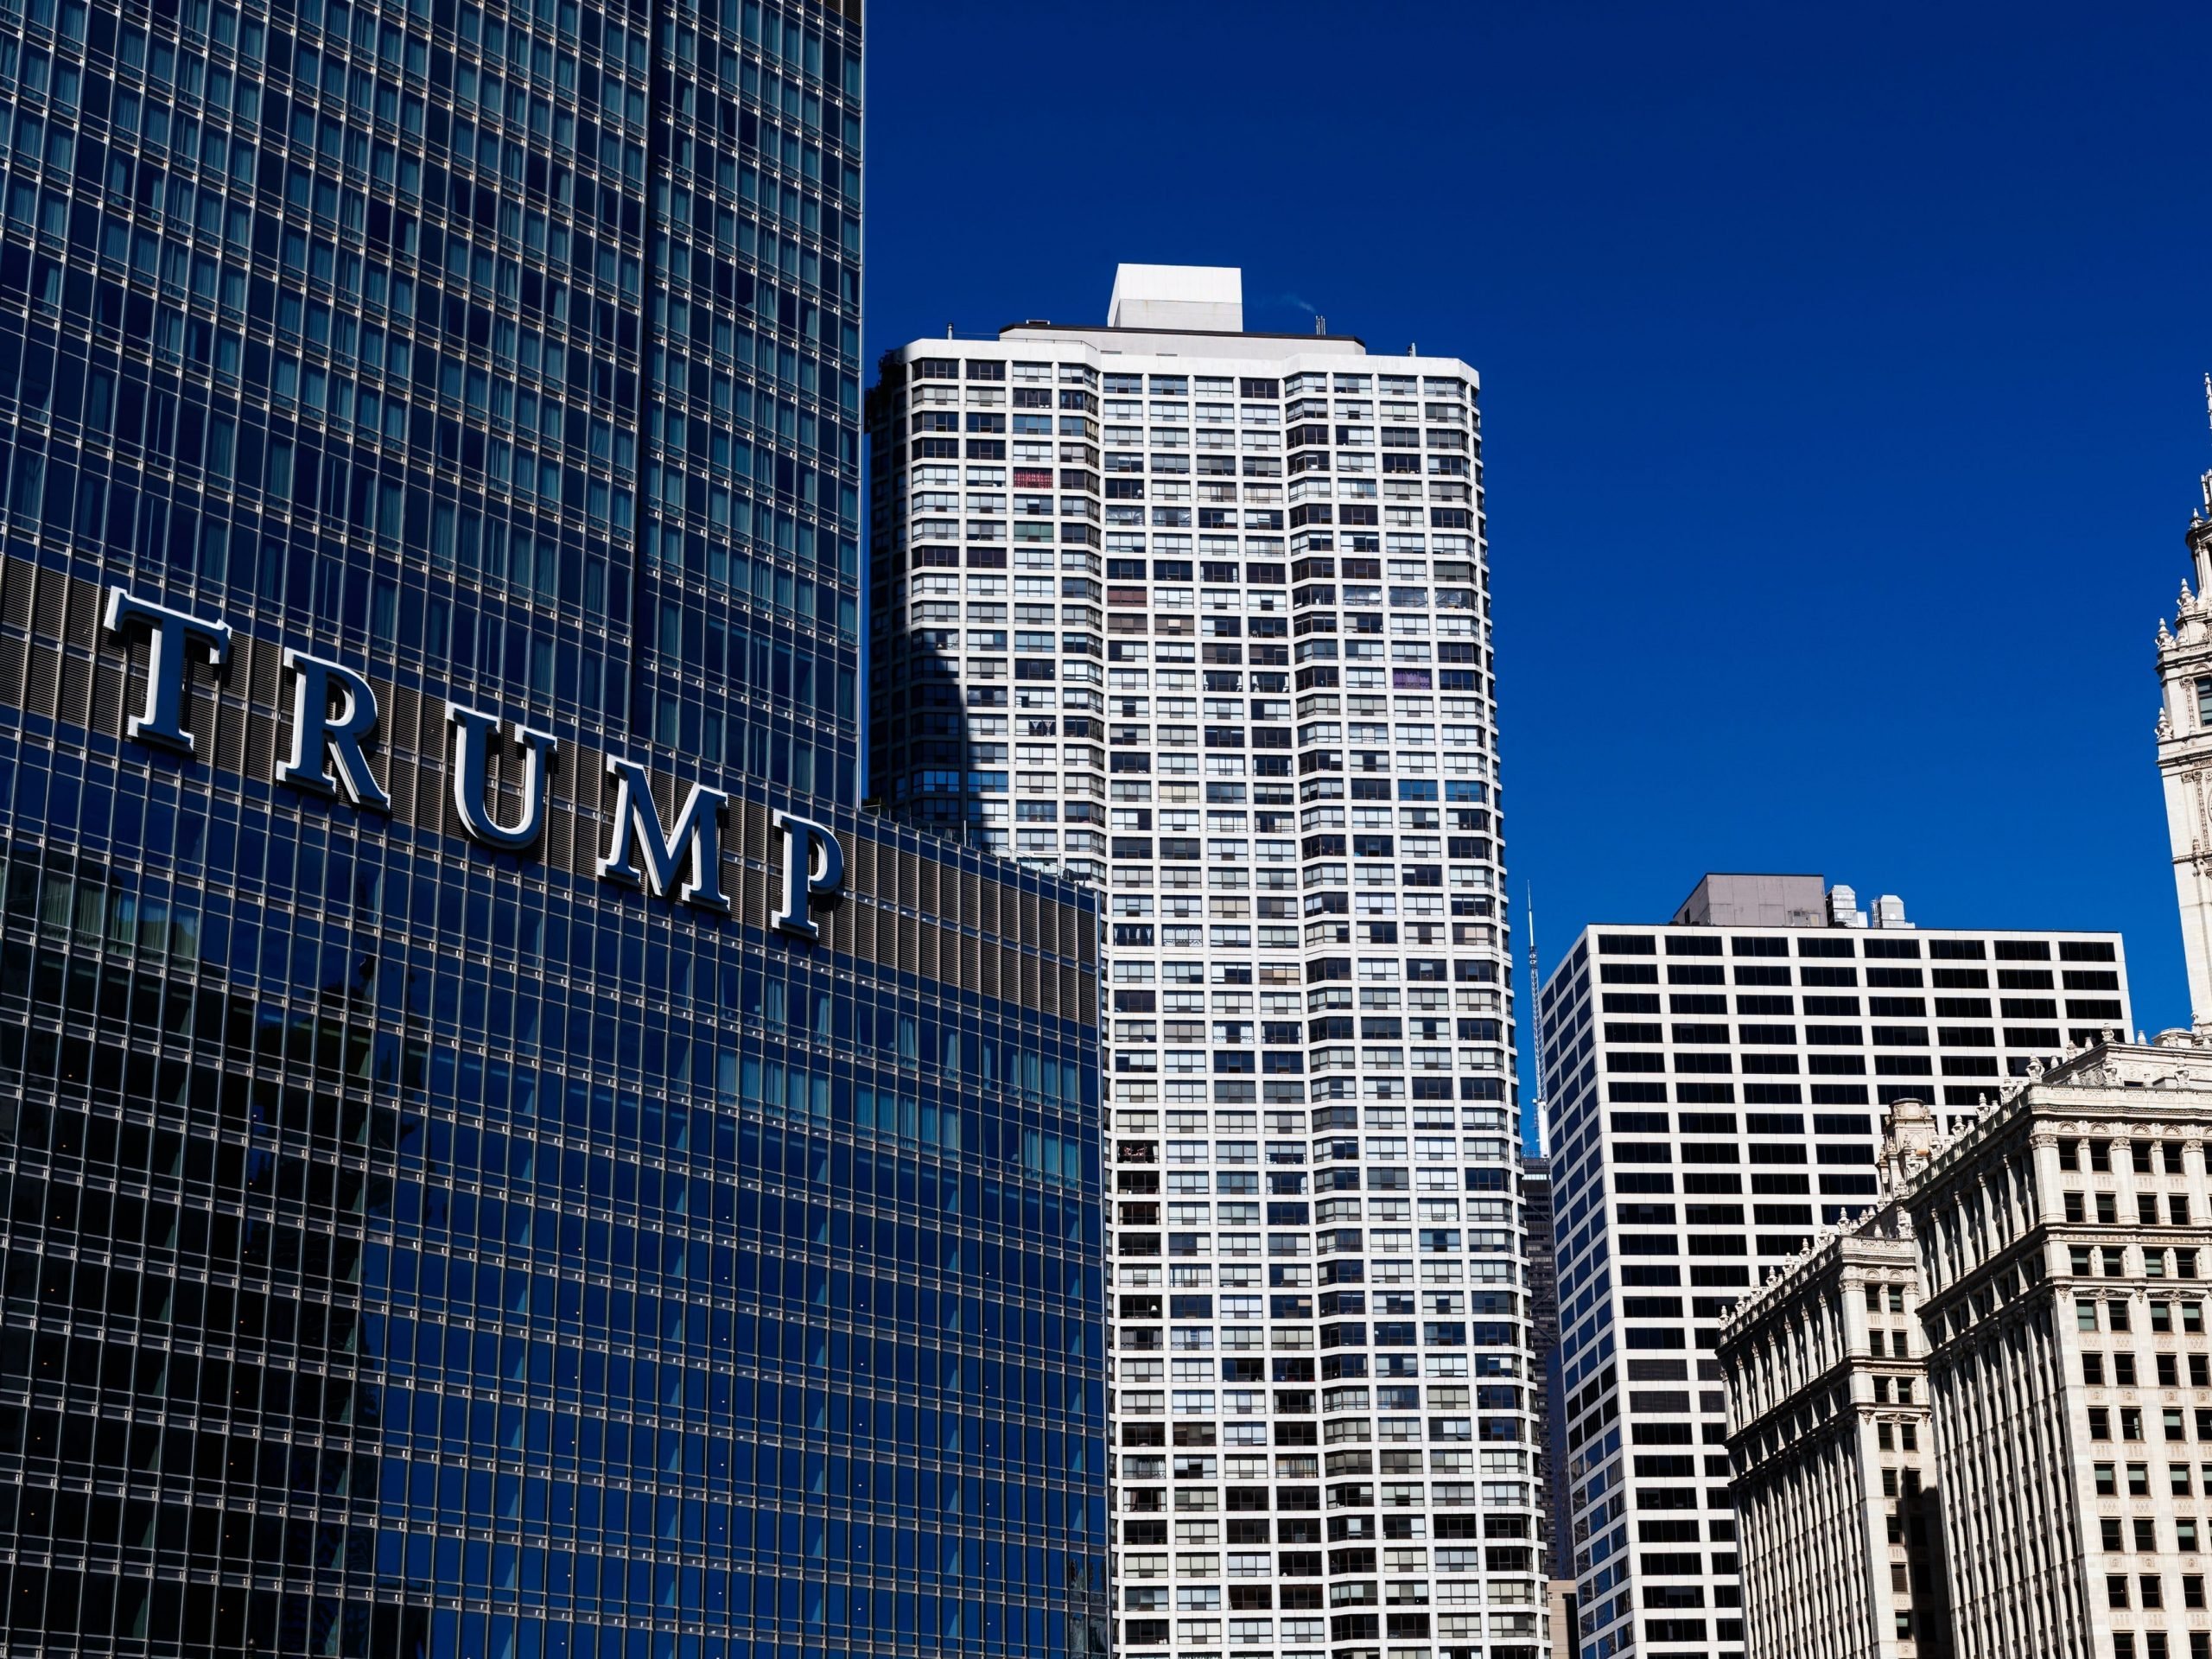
[2201, 373, 2212, 517]
[1526, 882, 1549, 1159]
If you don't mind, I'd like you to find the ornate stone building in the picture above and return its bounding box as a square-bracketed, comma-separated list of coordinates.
[1725, 1042, 2212, 1659]
[1717, 1103, 1952, 1659]
[2154, 401, 2212, 1033]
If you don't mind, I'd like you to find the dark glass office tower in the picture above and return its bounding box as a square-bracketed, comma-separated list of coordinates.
[0, 0, 1109, 1657]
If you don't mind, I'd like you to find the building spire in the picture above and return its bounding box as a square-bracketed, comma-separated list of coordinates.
[2159, 389, 2212, 1034]
[2192, 373, 2212, 597]
[2201, 372, 2212, 518]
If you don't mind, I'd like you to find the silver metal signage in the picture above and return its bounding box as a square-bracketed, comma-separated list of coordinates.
[100, 583, 843, 933]
[445, 705, 558, 852]
[770, 810, 843, 941]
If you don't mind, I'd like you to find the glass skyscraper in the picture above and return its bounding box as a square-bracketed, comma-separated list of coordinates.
[0, 0, 1109, 1656]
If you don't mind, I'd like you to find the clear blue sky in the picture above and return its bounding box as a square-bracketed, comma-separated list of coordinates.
[861, 1, 2212, 1098]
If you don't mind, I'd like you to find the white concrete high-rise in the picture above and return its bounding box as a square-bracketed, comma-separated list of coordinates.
[1539, 873, 2129, 1659]
[867, 266, 1546, 1659]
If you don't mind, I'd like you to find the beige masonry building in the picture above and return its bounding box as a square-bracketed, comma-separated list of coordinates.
[1722, 1039, 2212, 1659]
[1717, 1103, 1951, 1659]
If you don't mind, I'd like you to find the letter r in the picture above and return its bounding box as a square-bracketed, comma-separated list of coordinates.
[276, 649, 391, 810]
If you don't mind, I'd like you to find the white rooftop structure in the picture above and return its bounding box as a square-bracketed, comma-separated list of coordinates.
[1105, 263, 1245, 333]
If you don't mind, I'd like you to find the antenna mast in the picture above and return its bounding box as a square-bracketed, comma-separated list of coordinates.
[2201, 372, 2212, 517]
[1526, 883, 1549, 1158]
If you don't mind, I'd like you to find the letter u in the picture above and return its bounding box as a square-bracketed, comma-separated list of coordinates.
[447, 704, 557, 851]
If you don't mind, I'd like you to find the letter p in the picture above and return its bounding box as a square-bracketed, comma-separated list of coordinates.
[772, 810, 844, 941]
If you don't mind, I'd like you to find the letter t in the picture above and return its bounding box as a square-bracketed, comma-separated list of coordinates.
[102, 586, 233, 756]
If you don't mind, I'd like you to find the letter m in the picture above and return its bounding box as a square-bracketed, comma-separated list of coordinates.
[595, 756, 731, 912]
